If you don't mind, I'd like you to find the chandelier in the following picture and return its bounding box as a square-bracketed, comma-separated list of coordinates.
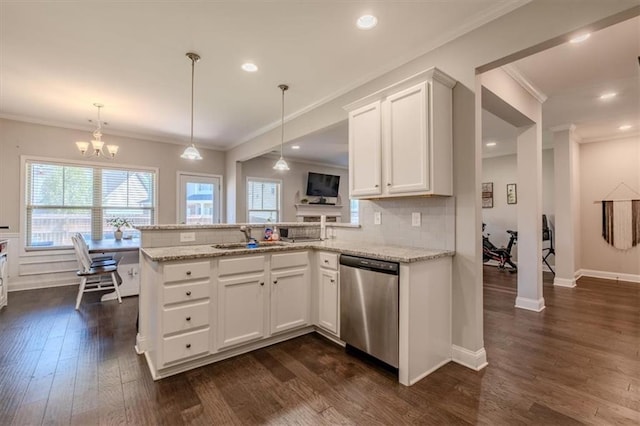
[75, 103, 119, 158]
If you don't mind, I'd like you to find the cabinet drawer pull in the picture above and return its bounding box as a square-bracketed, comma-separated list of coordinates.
[330, 279, 335, 283]
[186, 343, 191, 349]
[323, 259, 329, 264]
[186, 316, 191, 321]
[374, 184, 379, 188]
[273, 280, 278, 284]
[186, 291, 192, 296]
[186, 271, 192, 276]
[387, 182, 391, 186]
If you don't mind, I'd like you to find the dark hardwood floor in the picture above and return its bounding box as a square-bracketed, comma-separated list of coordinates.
[1, 268, 638, 425]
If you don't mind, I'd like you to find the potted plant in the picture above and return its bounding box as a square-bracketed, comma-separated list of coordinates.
[107, 217, 131, 240]
[300, 198, 309, 204]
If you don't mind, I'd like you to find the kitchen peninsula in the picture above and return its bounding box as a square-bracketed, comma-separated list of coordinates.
[136, 223, 454, 386]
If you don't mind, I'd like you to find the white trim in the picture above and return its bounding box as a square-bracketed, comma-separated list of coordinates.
[553, 277, 577, 288]
[515, 296, 546, 312]
[580, 131, 640, 145]
[577, 268, 640, 284]
[451, 345, 488, 371]
[500, 64, 548, 103]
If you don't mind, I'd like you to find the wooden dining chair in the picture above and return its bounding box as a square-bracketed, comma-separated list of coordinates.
[71, 234, 122, 310]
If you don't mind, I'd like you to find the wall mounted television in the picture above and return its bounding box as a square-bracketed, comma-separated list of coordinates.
[305, 172, 340, 198]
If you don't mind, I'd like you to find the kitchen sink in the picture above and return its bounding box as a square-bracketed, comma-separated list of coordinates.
[212, 241, 289, 250]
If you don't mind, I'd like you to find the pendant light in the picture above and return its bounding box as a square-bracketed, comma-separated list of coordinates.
[181, 52, 203, 160]
[273, 84, 290, 171]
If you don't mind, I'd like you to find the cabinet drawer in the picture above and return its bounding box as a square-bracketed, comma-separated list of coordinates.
[162, 301, 210, 335]
[318, 252, 338, 270]
[164, 261, 210, 283]
[162, 328, 209, 365]
[164, 281, 210, 305]
[218, 255, 265, 277]
[271, 251, 308, 270]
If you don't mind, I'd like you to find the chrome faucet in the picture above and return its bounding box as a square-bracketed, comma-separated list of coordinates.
[239, 225, 252, 242]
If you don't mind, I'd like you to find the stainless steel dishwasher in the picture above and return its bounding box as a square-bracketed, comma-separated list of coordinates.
[339, 254, 399, 368]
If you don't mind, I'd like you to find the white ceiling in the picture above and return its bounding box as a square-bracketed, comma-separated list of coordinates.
[483, 15, 640, 157]
[0, 0, 525, 149]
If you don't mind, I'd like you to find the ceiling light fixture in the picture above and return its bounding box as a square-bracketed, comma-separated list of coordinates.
[291, 145, 300, 150]
[181, 52, 203, 160]
[618, 124, 632, 131]
[485, 142, 497, 147]
[242, 63, 258, 72]
[356, 14, 378, 30]
[76, 103, 118, 158]
[569, 33, 591, 44]
[599, 92, 617, 100]
[273, 84, 290, 171]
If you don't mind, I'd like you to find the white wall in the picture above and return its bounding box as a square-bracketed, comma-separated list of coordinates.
[482, 149, 555, 259]
[0, 118, 225, 291]
[238, 156, 349, 223]
[579, 136, 640, 278]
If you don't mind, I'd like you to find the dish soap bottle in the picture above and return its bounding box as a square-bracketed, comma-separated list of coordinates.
[272, 226, 280, 241]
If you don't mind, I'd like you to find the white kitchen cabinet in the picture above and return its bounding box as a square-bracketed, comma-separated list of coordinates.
[345, 67, 455, 199]
[270, 251, 310, 334]
[318, 268, 339, 335]
[348, 101, 382, 197]
[217, 255, 267, 349]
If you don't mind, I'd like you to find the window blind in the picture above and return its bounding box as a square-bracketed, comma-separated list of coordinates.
[25, 160, 156, 248]
[247, 178, 280, 223]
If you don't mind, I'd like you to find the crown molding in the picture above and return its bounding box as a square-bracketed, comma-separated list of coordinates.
[580, 130, 640, 144]
[501, 64, 548, 104]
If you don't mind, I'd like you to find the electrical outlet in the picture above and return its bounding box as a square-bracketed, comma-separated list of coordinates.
[374, 211, 381, 225]
[412, 212, 421, 227]
[180, 232, 196, 242]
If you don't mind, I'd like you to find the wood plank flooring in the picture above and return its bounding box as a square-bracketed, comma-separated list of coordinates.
[1, 268, 638, 425]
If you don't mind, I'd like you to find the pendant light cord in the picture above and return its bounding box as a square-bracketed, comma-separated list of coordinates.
[190, 56, 195, 146]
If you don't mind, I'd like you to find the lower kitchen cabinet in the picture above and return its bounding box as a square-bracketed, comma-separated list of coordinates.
[318, 268, 339, 335]
[270, 251, 310, 334]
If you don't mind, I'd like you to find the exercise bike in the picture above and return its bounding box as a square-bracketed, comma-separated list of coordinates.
[482, 223, 518, 272]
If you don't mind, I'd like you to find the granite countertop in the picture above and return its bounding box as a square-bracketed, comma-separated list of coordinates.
[136, 222, 360, 231]
[141, 239, 454, 263]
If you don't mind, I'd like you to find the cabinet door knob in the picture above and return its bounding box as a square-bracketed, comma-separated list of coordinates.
[260, 281, 264, 286]
[387, 183, 391, 186]
[323, 259, 329, 264]
[186, 291, 192, 296]
[374, 184, 379, 188]
[273, 280, 278, 284]
[186, 271, 192, 276]
[186, 316, 191, 321]
[330, 279, 335, 283]
[186, 343, 191, 349]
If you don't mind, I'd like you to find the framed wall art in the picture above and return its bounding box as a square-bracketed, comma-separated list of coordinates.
[482, 182, 493, 208]
[507, 183, 517, 204]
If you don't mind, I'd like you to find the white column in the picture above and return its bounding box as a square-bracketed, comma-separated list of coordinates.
[552, 125, 579, 287]
[515, 124, 545, 312]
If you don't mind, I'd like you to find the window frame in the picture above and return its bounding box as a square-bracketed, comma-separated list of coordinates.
[21, 155, 158, 251]
[246, 176, 282, 223]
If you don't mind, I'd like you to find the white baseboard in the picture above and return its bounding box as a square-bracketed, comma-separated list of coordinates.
[451, 345, 488, 371]
[515, 296, 545, 312]
[577, 269, 640, 284]
[553, 277, 577, 288]
[8, 273, 78, 292]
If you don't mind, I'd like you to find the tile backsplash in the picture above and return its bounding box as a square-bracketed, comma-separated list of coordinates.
[333, 197, 455, 250]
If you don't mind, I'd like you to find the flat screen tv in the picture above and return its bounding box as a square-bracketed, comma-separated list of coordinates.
[306, 172, 340, 198]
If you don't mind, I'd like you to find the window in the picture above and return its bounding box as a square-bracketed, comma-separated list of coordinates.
[25, 159, 156, 248]
[247, 177, 281, 223]
[350, 199, 360, 225]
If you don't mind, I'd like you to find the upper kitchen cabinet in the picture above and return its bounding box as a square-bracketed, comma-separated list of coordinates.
[345, 67, 455, 199]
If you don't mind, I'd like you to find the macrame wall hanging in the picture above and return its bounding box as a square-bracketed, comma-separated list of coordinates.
[599, 182, 640, 250]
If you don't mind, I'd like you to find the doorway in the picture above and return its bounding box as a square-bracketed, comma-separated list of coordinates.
[177, 172, 222, 224]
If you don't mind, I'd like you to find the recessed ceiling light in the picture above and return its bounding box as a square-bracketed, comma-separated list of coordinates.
[599, 92, 617, 100]
[618, 124, 632, 131]
[241, 63, 258, 72]
[486, 142, 497, 147]
[291, 145, 300, 150]
[570, 33, 591, 44]
[356, 15, 378, 30]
